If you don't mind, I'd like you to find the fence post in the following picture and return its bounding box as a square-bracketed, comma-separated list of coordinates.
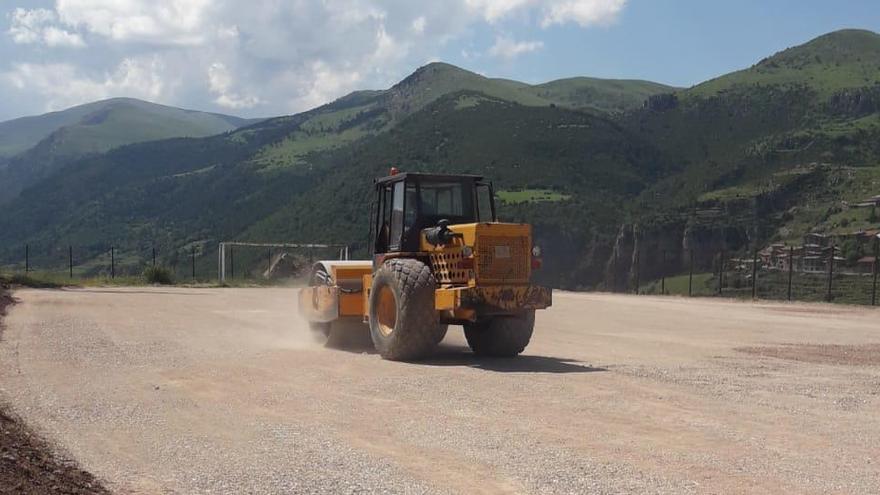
[717, 250, 723, 296]
[660, 250, 666, 295]
[25, 244, 29, 273]
[688, 249, 694, 297]
[69, 245, 73, 279]
[152, 247, 156, 268]
[873, 256, 878, 307]
[872, 239, 878, 307]
[192, 245, 197, 281]
[826, 245, 835, 302]
[634, 245, 640, 295]
[218, 243, 225, 283]
[230, 247, 235, 279]
[111, 246, 115, 279]
[751, 248, 758, 300]
[787, 245, 794, 302]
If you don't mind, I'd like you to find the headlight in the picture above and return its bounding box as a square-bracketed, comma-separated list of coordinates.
[532, 245, 542, 257]
[462, 246, 474, 257]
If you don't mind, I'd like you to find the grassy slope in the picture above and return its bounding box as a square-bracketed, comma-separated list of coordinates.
[38, 99, 254, 157]
[231, 62, 673, 170]
[0, 98, 251, 159]
[690, 29, 880, 97]
[0, 98, 258, 204]
[525, 77, 678, 113]
[630, 29, 880, 222]
[3, 29, 880, 289]
[0, 100, 106, 159]
[241, 92, 669, 287]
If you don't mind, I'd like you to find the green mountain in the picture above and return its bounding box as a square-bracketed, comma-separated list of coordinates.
[0, 98, 253, 159]
[1, 29, 878, 290]
[240, 63, 674, 170]
[691, 29, 880, 97]
[611, 28, 880, 290]
[524, 77, 678, 113]
[0, 98, 257, 203]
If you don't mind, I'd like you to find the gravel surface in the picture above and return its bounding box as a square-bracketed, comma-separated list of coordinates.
[0, 285, 110, 495]
[1, 288, 879, 494]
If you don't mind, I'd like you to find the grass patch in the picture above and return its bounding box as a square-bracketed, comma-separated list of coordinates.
[143, 266, 175, 285]
[497, 189, 571, 204]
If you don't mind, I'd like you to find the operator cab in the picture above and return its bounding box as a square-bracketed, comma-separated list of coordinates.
[371, 172, 497, 254]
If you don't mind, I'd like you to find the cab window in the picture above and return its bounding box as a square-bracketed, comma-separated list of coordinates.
[476, 183, 495, 222]
[388, 181, 405, 251]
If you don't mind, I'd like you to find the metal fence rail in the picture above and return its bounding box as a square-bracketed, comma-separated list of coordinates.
[3, 241, 351, 283]
[631, 238, 879, 307]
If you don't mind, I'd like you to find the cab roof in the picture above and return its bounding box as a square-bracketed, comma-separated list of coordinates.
[374, 171, 485, 185]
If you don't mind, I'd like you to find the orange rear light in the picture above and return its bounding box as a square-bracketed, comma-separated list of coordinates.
[531, 257, 542, 269]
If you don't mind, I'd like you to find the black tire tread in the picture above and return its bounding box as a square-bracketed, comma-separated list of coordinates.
[464, 311, 535, 357]
[369, 258, 443, 360]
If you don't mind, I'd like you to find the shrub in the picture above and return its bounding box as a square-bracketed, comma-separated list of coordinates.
[143, 266, 175, 285]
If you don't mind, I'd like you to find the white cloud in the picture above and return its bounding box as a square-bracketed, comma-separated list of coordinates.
[54, 0, 214, 45]
[466, 0, 533, 23]
[488, 35, 544, 59]
[411, 16, 426, 34]
[208, 62, 261, 109]
[466, 0, 626, 26]
[7, 7, 85, 47]
[3, 57, 169, 111]
[540, 0, 626, 28]
[1, 0, 627, 118]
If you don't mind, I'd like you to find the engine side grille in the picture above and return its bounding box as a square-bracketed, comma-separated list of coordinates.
[476, 235, 529, 284]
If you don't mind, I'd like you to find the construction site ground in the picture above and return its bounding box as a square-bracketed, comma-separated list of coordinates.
[1, 287, 878, 494]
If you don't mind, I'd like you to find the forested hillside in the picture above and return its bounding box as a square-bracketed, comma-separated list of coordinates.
[0, 98, 257, 204]
[1, 29, 879, 289]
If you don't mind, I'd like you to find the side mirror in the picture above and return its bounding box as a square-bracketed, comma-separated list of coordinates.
[425, 219, 462, 246]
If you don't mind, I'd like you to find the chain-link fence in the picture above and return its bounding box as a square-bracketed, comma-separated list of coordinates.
[638, 238, 879, 306]
[2, 242, 353, 284]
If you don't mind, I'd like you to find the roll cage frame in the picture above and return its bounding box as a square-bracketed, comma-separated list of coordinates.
[369, 172, 497, 255]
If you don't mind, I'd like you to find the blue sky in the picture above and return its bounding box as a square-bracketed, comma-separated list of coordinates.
[0, 0, 878, 121]
[461, 0, 880, 87]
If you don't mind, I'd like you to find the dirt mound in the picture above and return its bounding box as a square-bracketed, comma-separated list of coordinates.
[0, 408, 111, 495]
[738, 343, 880, 366]
[0, 288, 110, 495]
[0, 282, 13, 319]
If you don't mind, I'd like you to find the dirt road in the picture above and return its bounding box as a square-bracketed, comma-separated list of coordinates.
[1, 288, 878, 494]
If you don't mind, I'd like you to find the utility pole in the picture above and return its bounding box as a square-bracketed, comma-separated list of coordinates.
[192, 245, 197, 281]
[25, 244, 29, 273]
[111, 246, 115, 279]
[69, 246, 73, 279]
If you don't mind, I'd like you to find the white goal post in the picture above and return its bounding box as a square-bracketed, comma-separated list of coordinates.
[218, 242, 350, 282]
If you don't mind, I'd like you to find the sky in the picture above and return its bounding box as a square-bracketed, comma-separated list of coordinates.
[0, 0, 878, 121]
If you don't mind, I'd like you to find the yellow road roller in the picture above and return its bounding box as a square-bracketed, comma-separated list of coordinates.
[299, 171, 552, 360]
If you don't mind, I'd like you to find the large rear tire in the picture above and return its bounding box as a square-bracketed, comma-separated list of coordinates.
[368, 258, 444, 360]
[464, 311, 535, 357]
